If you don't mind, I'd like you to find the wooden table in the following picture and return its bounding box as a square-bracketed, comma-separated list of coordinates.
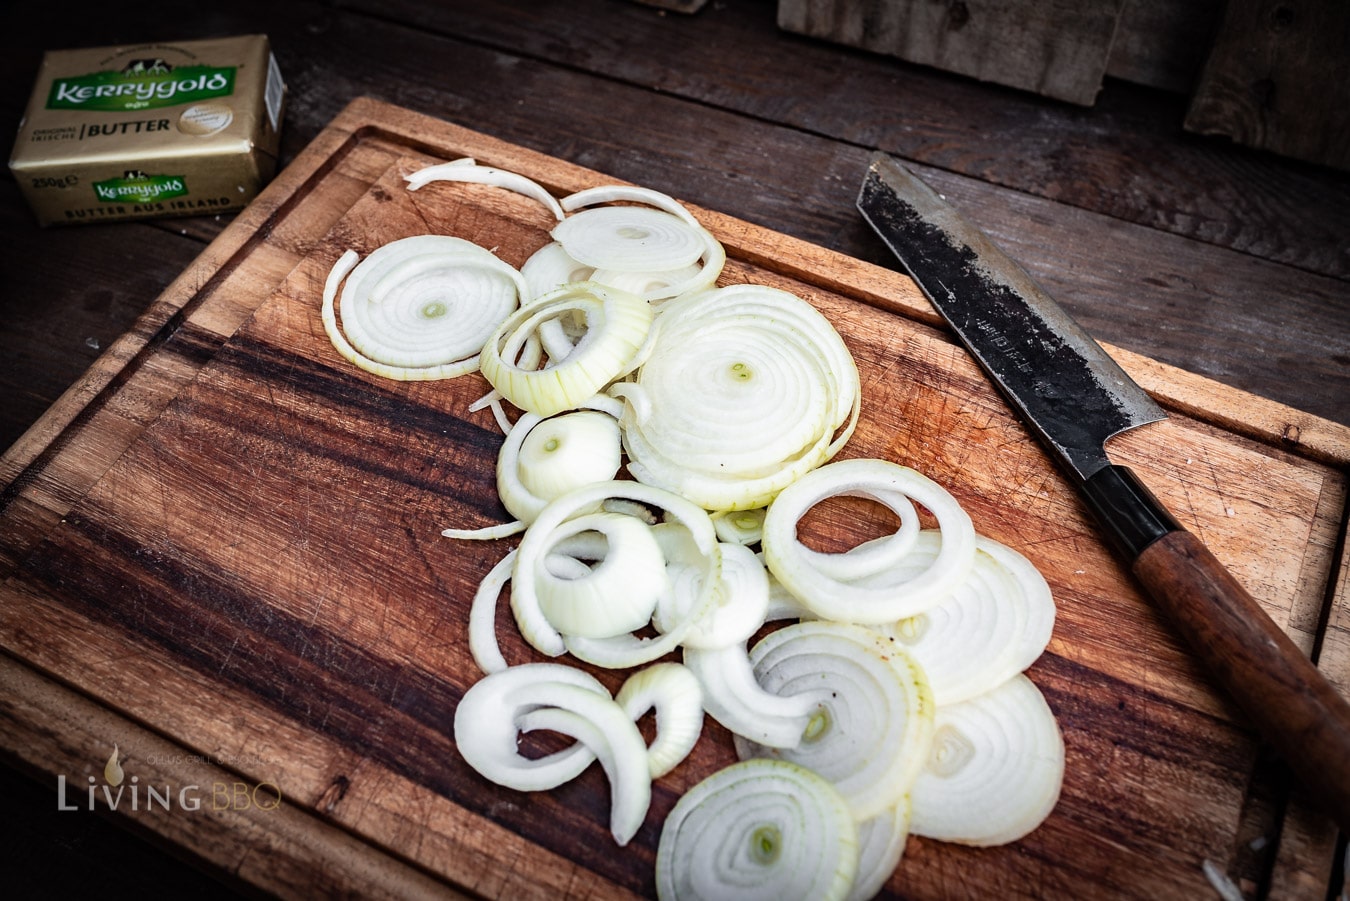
[2, 2, 1347, 898]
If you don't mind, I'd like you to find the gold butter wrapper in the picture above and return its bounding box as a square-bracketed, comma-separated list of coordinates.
[9, 34, 286, 226]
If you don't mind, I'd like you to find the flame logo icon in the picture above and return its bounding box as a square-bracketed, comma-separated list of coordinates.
[104, 744, 124, 787]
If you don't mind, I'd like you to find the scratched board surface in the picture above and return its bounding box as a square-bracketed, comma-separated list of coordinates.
[0, 100, 1346, 899]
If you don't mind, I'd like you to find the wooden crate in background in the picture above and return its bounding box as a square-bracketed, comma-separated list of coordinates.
[776, 0, 1349, 171]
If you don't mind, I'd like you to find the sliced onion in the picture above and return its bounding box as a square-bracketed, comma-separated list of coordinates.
[655, 758, 859, 901]
[453, 662, 612, 792]
[734, 621, 935, 821]
[322, 236, 527, 381]
[682, 643, 819, 749]
[908, 674, 1064, 846]
[533, 511, 669, 638]
[870, 532, 1056, 705]
[467, 548, 516, 675]
[621, 285, 860, 511]
[762, 458, 976, 624]
[557, 186, 725, 302]
[511, 480, 721, 661]
[405, 158, 565, 220]
[495, 411, 623, 524]
[521, 241, 595, 301]
[553, 206, 706, 272]
[672, 542, 771, 650]
[561, 184, 704, 227]
[479, 281, 654, 417]
[847, 800, 910, 901]
[711, 508, 767, 546]
[455, 664, 652, 845]
[615, 662, 705, 778]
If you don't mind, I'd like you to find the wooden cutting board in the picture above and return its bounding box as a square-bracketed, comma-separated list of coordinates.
[2, 97, 1347, 900]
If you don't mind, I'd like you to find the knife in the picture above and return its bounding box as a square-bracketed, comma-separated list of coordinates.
[856, 152, 1350, 830]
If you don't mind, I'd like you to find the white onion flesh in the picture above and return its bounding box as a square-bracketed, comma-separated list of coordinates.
[553, 206, 707, 272]
[495, 411, 623, 524]
[847, 800, 910, 901]
[620, 285, 860, 511]
[615, 662, 705, 778]
[510, 480, 721, 661]
[655, 758, 859, 901]
[908, 674, 1064, 846]
[322, 236, 527, 381]
[683, 642, 820, 749]
[454, 662, 652, 845]
[673, 542, 771, 650]
[870, 532, 1056, 705]
[479, 281, 654, 417]
[762, 458, 977, 624]
[733, 621, 935, 821]
[405, 158, 566, 221]
[521, 242, 595, 300]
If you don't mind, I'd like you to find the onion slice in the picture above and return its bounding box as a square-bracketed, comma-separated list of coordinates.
[847, 800, 910, 901]
[655, 758, 859, 901]
[683, 642, 820, 749]
[510, 480, 721, 660]
[321, 236, 527, 381]
[405, 158, 565, 221]
[733, 621, 935, 820]
[870, 532, 1056, 704]
[908, 673, 1064, 846]
[479, 281, 654, 417]
[454, 663, 652, 845]
[615, 662, 705, 778]
[762, 458, 976, 624]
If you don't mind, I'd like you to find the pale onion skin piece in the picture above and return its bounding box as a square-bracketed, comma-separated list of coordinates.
[908, 673, 1065, 846]
[655, 758, 859, 901]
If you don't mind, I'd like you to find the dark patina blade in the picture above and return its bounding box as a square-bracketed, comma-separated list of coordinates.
[856, 152, 1165, 482]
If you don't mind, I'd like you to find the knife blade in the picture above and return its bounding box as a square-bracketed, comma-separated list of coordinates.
[857, 151, 1350, 829]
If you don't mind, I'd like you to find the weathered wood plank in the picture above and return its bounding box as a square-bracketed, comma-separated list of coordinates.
[1106, 0, 1225, 92]
[776, 0, 1127, 105]
[330, 0, 1350, 282]
[1185, 0, 1350, 171]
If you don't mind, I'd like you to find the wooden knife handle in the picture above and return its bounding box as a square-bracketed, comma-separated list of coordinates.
[1083, 463, 1350, 830]
[1135, 522, 1350, 830]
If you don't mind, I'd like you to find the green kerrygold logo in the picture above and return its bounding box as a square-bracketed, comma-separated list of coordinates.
[94, 172, 188, 204]
[47, 64, 236, 112]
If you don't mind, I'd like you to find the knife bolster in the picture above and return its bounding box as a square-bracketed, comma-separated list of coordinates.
[1082, 465, 1181, 561]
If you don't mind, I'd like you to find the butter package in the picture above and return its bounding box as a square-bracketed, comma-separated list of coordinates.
[9, 34, 286, 226]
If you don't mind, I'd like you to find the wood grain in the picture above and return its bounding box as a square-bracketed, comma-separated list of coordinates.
[1, 98, 1347, 898]
[1185, 0, 1350, 171]
[776, 0, 1127, 105]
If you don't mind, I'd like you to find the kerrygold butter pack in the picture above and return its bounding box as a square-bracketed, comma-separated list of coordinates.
[9, 35, 285, 226]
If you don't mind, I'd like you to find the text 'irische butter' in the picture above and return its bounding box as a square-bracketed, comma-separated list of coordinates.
[9, 35, 286, 226]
